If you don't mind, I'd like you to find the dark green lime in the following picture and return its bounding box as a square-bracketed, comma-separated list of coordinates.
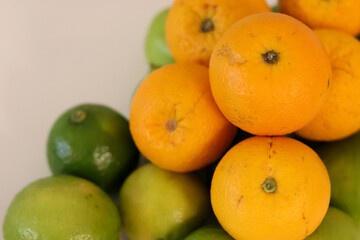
[271, 5, 279, 12]
[47, 104, 138, 190]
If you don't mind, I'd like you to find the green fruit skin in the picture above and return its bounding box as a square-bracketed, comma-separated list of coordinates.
[271, 5, 279, 12]
[184, 224, 233, 240]
[119, 164, 211, 240]
[3, 175, 121, 240]
[145, 8, 175, 69]
[306, 207, 360, 240]
[316, 131, 360, 223]
[47, 104, 139, 190]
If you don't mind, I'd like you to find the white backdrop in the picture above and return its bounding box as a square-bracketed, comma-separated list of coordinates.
[0, 0, 276, 236]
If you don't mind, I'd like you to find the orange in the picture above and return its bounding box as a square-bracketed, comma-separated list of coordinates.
[211, 136, 331, 240]
[297, 29, 360, 141]
[279, 0, 360, 36]
[165, 0, 270, 66]
[209, 12, 332, 136]
[130, 63, 237, 172]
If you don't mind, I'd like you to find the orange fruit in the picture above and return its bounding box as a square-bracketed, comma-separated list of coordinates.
[297, 29, 360, 141]
[130, 63, 237, 172]
[209, 12, 331, 136]
[211, 136, 331, 240]
[279, 0, 360, 36]
[165, 0, 270, 66]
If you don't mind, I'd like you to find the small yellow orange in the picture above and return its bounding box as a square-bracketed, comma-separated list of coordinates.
[130, 63, 237, 172]
[211, 136, 331, 240]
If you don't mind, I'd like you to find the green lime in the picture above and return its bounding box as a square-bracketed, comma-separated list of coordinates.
[47, 103, 138, 190]
[184, 224, 233, 240]
[3, 175, 120, 240]
[145, 8, 175, 69]
[306, 207, 359, 240]
[119, 164, 211, 240]
[271, 5, 279, 12]
[316, 131, 360, 222]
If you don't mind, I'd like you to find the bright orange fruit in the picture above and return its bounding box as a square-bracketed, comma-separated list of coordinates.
[166, 0, 270, 66]
[130, 63, 237, 172]
[297, 29, 360, 141]
[279, 0, 360, 36]
[209, 13, 331, 136]
[211, 136, 331, 240]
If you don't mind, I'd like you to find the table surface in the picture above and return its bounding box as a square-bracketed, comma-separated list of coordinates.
[0, 0, 276, 238]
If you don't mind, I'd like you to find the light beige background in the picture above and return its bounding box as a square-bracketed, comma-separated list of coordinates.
[0, 0, 276, 237]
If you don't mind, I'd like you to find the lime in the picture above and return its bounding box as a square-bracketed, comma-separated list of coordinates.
[271, 5, 279, 12]
[306, 207, 359, 240]
[184, 224, 233, 240]
[3, 175, 120, 240]
[119, 164, 211, 240]
[145, 8, 175, 69]
[316, 131, 360, 222]
[47, 104, 138, 190]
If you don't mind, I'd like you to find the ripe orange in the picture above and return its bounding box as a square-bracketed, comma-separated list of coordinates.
[209, 12, 331, 136]
[130, 63, 237, 172]
[211, 136, 331, 240]
[297, 30, 360, 141]
[297, 29, 360, 141]
[279, 0, 360, 36]
[165, 0, 270, 66]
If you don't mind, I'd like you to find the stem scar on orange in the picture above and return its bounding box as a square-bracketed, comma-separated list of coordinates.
[209, 12, 332, 136]
[279, 0, 360, 36]
[297, 29, 360, 141]
[130, 63, 237, 172]
[211, 136, 331, 240]
[165, 0, 270, 66]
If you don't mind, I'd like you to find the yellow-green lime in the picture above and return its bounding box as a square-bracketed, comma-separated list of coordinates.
[184, 224, 233, 240]
[3, 175, 121, 240]
[119, 164, 211, 240]
[306, 207, 359, 240]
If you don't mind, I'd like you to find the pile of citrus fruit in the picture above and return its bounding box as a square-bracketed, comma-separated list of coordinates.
[3, 0, 360, 239]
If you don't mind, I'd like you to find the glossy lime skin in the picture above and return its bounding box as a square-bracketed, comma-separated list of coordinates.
[306, 207, 359, 240]
[316, 131, 360, 223]
[3, 175, 121, 240]
[47, 104, 138, 190]
[271, 5, 279, 12]
[145, 8, 175, 69]
[184, 224, 233, 240]
[119, 164, 211, 240]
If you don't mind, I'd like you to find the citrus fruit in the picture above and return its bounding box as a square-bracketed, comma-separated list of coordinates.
[316, 131, 360, 222]
[297, 29, 360, 141]
[145, 8, 175, 69]
[211, 136, 331, 240]
[209, 12, 331, 136]
[47, 103, 138, 190]
[271, 5, 279, 13]
[166, 0, 270, 66]
[306, 207, 359, 240]
[184, 224, 233, 240]
[3, 175, 120, 240]
[279, 0, 360, 36]
[130, 63, 237, 172]
[119, 163, 211, 240]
